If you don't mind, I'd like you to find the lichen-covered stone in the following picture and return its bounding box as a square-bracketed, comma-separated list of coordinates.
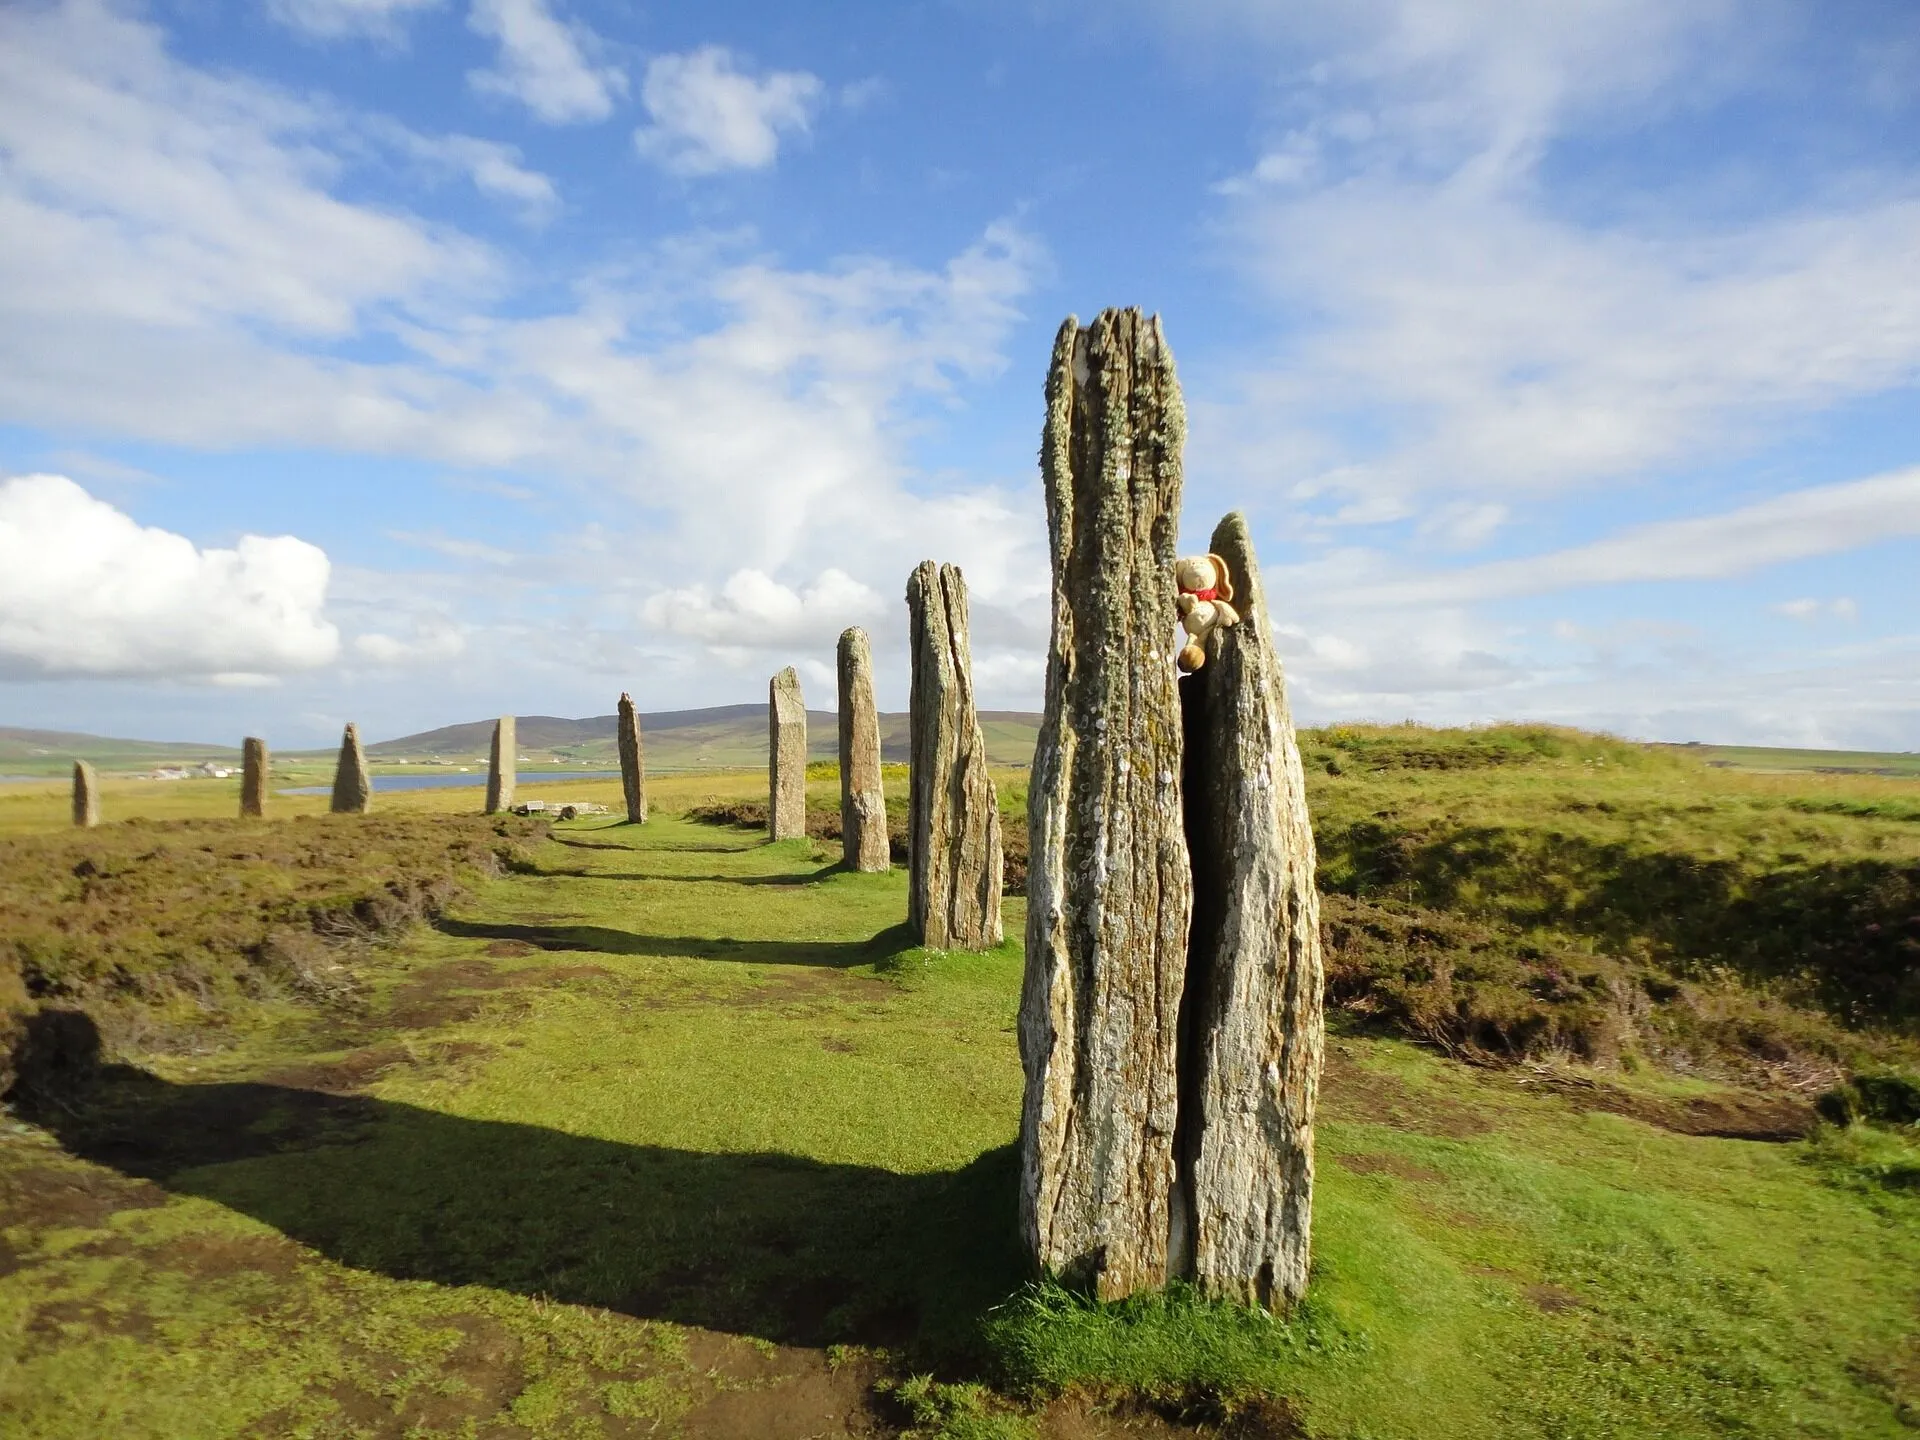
[1173, 511, 1324, 1307]
[1018, 309, 1190, 1299]
[486, 716, 516, 815]
[906, 561, 1002, 950]
[240, 737, 268, 818]
[71, 760, 99, 828]
[769, 668, 807, 840]
[330, 724, 372, 814]
[617, 693, 648, 824]
[837, 628, 889, 872]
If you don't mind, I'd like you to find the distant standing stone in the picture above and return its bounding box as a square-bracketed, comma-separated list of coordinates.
[240, 737, 268, 818]
[905, 560, 1002, 949]
[617, 692, 648, 824]
[330, 723, 372, 814]
[486, 716, 516, 814]
[769, 667, 807, 840]
[1175, 511, 1324, 1308]
[71, 760, 99, 828]
[1018, 309, 1191, 1300]
[837, 627, 889, 872]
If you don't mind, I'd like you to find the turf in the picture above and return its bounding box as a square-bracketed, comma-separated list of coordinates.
[4, 791, 1919, 1437]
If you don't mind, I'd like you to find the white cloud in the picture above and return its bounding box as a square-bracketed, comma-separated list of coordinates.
[353, 625, 467, 664]
[1774, 596, 1858, 623]
[1344, 468, 1920, 607]
[634, 47, 823, 175]
[644, 568, 884, 650]
[0, 475, 339, 681]
[392, 131, 560, 221]
[467, 0, 625, 124]
[267, 0, 442, 42]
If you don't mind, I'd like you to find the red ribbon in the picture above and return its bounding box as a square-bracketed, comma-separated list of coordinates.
[1182, 586, 1218, 602]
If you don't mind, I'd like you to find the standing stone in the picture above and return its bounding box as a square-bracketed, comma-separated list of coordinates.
[617, 693, 648, 824]
[769, 667, 807, 841]
[1018, 310, 1191, 1300]
[71, 760, 99, 828]
[240, 737, 268, 818]
[485, 716, 516, 815]
[330, 723, 371, 814]
[1174, 512, 1324, 1308]
[837, 628, 889, 872]
[905, 562, 1002, 949]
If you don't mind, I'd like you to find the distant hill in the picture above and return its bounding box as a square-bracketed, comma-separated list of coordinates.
[369, 705, 1043, 771]
[0, 726, 239, 775]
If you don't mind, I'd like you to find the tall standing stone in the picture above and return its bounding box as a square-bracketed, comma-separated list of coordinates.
[837, 628, 889, 872]
[1174, 512, 1324, 1308]
[769, 667, 807, 841]
[617, 693, 648, 824]
[1018, 310, 1191, 1299]
[330, 723, 371, 814]
[71, 760, 99, 828]
[905, 562, 1002, 949]
[485, 716, 516, 815]
[240, 737, 268, 818]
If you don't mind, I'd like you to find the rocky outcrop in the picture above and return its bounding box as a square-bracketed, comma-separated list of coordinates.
[906, 562, 1002, 949]
[71, 760, 99, 828]
[837, 628, 889, 872]
[617, 693, 648, 824]
[330, 724, 372, 814]
[1174, 512, 1324, 1308]
[486, 717, 516, 815]
[241, 737, 268, 818]
[1018, 310, 1192, 1299]
[769, 668, 807, 840]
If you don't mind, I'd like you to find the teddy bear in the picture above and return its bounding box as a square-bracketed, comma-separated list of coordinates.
[1175, 553, 1240, 672]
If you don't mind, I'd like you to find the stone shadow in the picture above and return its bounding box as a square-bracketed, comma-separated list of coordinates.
[435, 918, 921, 970]
[15, 1012, 1022, 1357]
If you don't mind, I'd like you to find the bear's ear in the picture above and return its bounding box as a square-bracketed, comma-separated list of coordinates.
[1208, 553, 1234, 602]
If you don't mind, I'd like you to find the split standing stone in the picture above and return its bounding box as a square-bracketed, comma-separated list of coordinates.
[1173, 512, 1324, 1307]
[769, 667, 807, 841]
[330, 723, 372, 814]
[905, 562, 1002, 949]
[240, 737, 268, 818]
[617, 693, 648, 824]
[486, 716, 516, 815]
[837, 628, 889, 872]
[71, 760, 99, 828]
[1018, 309, 1191, 1299]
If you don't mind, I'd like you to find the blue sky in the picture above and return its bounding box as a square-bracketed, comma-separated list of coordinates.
[1, 0, 1917, 749]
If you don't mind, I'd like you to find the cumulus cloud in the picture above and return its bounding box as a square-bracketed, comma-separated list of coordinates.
[0, 475, 339, 681]
[644, 569, 883, 650]
[467, 0, 625, 124]
[633, 47, 823, 175]
[268, 0, 442, 42]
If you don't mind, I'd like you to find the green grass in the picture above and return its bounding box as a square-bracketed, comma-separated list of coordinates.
[4, 794, 1920, 1437]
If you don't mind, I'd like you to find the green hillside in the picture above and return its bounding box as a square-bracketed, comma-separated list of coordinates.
[0, 726, 239, 777]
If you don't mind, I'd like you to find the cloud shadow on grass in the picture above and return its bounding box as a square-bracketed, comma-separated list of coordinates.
[433, 917, 919, 969]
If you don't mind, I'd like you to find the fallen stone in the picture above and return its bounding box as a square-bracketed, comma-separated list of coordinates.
[837, 627, 889, 872]
[906, 561, 1002, 949]
[769, 667, 807, 840]
[1018, 309, 1191, 1299]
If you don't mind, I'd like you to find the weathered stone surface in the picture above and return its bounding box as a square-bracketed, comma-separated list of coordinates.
[1018, 309, 1191, 1300]
[617, 693, 648, 824]
[837, 628, 889, 872]
[906, 561, 1002, 950]
[330, 724, 372, 814]
[1173, 511, 1324, 1307]
[71, 760, 99, 828]
[769, 667, 807, 840]
[240, 737, 268, 818]
[486, 716, 516, 815]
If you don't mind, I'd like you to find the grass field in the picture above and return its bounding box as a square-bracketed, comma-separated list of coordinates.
[3, 738, 1918, 1437]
